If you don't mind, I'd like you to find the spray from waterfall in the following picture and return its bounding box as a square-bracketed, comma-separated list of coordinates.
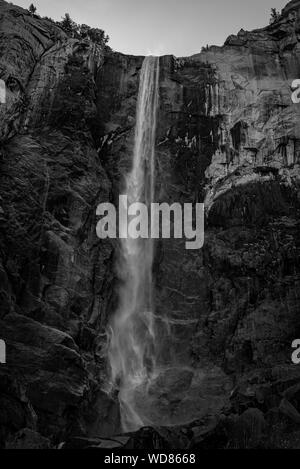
[107, 56, 160, 432]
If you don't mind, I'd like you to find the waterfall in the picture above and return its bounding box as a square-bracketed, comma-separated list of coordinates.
[107, 56, 160, 432]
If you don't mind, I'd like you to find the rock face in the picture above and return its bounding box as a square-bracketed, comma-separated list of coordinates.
[0, 0, 118, 447]
[0, 0, 300, 449]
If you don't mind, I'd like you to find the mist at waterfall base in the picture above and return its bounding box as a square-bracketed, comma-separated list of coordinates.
[105, 56, 227, 433]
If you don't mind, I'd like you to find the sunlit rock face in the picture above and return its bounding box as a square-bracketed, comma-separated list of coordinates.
[0, 0, 300, 449]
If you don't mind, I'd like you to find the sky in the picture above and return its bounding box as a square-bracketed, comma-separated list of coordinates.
[15, 0, 288, 56]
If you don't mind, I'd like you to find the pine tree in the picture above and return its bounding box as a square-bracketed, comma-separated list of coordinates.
[79, 24, 109, 46]
[89, 28, 109, 45]
[270, 8, 280, 24]
[60, 13, 78, 36]
[80, 24, 91, 39]
[28, 3, 37, 16]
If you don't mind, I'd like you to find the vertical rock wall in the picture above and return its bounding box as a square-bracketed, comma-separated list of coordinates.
[0, 0, 119, 446]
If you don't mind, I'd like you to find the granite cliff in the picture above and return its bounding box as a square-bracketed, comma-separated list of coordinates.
[0, 0, 300, 449]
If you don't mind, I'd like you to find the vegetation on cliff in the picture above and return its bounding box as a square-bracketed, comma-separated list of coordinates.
[27, 4, 110, 49]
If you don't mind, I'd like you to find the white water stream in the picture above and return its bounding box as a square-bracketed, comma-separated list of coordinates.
[107, 56, 160, 431]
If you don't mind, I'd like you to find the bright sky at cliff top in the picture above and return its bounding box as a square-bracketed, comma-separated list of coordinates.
[15, 0, 288, 56]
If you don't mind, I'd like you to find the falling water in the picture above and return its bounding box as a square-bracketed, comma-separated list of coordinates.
[107, 56, 160, 431]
